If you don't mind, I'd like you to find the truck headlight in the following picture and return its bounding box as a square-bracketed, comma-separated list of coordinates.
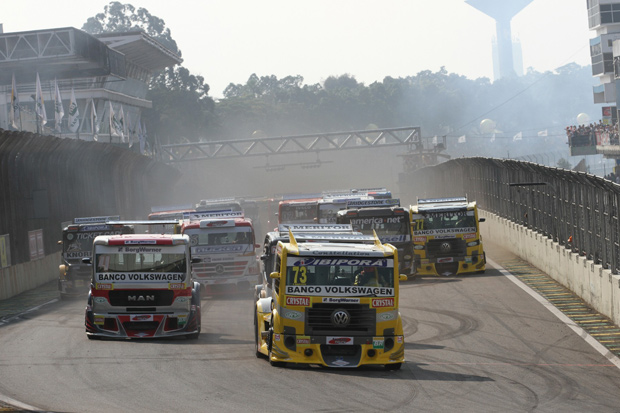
[467, 240, 480, 247]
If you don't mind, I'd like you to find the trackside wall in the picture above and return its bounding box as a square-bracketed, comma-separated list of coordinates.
[0, 252, 60, 300]
[480, 210, 620, 327]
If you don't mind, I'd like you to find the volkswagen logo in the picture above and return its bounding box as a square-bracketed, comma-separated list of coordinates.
[331, 309, 350, 326]
[215, 264, 225, 274]
[440, 242, 452, 253]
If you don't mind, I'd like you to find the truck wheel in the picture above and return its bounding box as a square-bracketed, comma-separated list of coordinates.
[268, 328, 285, 367]
[254, 310, 262, 358]
[385, 363, 402, 371]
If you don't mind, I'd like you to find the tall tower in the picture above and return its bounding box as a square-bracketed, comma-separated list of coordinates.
[465, 0, 533, 79]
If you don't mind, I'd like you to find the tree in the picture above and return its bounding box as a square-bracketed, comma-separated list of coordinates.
[82, 2, 216, 143]
[557, 158, 572, 170]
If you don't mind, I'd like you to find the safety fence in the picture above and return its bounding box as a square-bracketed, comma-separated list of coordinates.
[0, 129, 181, 267]
[399, 157, 620, 274]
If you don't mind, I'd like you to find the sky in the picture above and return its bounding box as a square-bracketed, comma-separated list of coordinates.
[2, 0, 592, 98]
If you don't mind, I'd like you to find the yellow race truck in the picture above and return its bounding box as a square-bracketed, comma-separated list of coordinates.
[254, 230, 407, 369]
[410, 197, 486, 276]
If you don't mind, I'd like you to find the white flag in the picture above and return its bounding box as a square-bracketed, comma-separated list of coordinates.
[513, 131, 523, 141]
[109, 101, 120, 137]
[432, 135, 438, 145]
[119, 105, 126, 142]
[538, 129, 548, 137]
[35, 73, 47, 128]
[458, 135, 466, 143]
[9, 74, 20, 130]
[91, 99, 99, 141]
[140, 122, 147, 154]
[53, 79, 64, 132]
[68, 88, 80, 133]
[126, 112, 134, 148]
[136, 121, 143, 152]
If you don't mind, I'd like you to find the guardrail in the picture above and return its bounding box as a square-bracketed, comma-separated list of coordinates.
[399, 157, 620, 274]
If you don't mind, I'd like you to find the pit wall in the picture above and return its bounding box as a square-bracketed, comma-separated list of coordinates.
[0, 253, 60, 300]
[481, 210, 620, 326]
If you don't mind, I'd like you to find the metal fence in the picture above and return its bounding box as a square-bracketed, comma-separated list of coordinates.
[399, 157, 620, 274]
[0, 129, 182, 266]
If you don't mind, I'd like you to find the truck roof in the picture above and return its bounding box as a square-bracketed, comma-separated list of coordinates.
[93, 233, 189, 246]
[285, 240, 394, 257]
[413, 198, 476, 213]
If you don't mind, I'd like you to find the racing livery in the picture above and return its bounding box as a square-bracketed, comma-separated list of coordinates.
[58, 216, 133, 299]
[255, 230, 407, 369]
[85, 232, 201, 339]
[410, 197, 486, 276]
[181, 212, 260, 293]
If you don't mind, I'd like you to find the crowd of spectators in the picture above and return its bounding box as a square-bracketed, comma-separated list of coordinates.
[604, 172, 620, 183]
[566, 120, 619, 146]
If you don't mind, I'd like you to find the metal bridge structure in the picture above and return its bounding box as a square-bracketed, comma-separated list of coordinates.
[160, 126, 432, 164]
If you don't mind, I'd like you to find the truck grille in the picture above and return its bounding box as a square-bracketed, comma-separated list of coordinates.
[305, 304, 376, 336]
[427, 238, 466, 258]
[193, 260, 248, 278]
[108, 290, 174, 307]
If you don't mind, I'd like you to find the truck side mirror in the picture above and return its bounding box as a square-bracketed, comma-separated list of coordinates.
[479, 218, 486, 222]
[269, 271, 281, 279]
[191, 257, 202, 264]
[82, 258, 91, 264]
[399, 274, 408, 281]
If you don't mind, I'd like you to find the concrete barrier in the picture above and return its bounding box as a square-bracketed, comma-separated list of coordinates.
[481, 210, 618, 327]
[0, 252, 60, 300]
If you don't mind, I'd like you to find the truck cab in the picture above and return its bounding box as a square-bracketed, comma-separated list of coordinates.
[254, 229, 406, 369]
[410, 197, 486, 276]
[84, 232, 201, 339]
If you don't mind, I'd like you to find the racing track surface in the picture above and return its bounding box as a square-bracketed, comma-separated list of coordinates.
[1, 241, 620, 412]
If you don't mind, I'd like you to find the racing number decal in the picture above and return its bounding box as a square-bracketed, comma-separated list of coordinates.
[292, 266, 307, 285]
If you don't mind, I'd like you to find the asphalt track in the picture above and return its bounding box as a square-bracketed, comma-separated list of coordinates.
[1, 241, 620, 412]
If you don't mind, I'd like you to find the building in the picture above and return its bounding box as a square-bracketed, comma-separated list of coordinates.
[0, 26, 182, 144]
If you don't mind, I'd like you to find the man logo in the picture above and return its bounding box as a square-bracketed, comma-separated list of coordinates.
[128, 295, 155, 302]
[440, 242, 451, 253]
[331, 309, 350, 326]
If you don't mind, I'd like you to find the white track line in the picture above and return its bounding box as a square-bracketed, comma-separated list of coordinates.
[488, 258, 620, 369]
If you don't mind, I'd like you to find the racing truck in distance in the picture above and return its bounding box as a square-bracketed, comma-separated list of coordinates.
[84, 224, 201, 340]
[58, 216, 134, 300]
[254, 228, 407, 369]
[410, 197, 486, 276]
[180, 211, 260, 294]
[336, 202, 415, 278]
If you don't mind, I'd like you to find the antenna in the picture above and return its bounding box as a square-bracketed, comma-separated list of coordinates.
[465, 0, 533, 79]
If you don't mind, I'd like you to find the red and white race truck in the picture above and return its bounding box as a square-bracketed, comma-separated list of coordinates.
[85, 228, 201, 340]
[180, 211, 260, 293]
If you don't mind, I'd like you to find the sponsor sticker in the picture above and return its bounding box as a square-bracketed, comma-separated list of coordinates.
[463, 233, 476, 240]
[414, 236, 427, 243]
[130, 314, 153, 322]
[96, 283, 113, 290]
[169, 283, 185, 290]
[286, 285, 394, 297]
[94, 315, 105, 325]
[327, 336, 354, 345]
[286, 296, 310, 306]
[274, 334, 281, 341]
[396, 336, 403, 343]
[373, 338, 385, 349]
[296, 337, 311, 346]
[322, 297, 360, 304]
[372, 298, 394, 308]
[437, 257, 454, 263]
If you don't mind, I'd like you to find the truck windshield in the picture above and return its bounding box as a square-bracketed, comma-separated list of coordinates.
[416, 211, 476, 231]
[346, 216, 409, 237]
[185, 228, 253, 246]
[285, 257, 394, 288]
[96, 253, 187, 273]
